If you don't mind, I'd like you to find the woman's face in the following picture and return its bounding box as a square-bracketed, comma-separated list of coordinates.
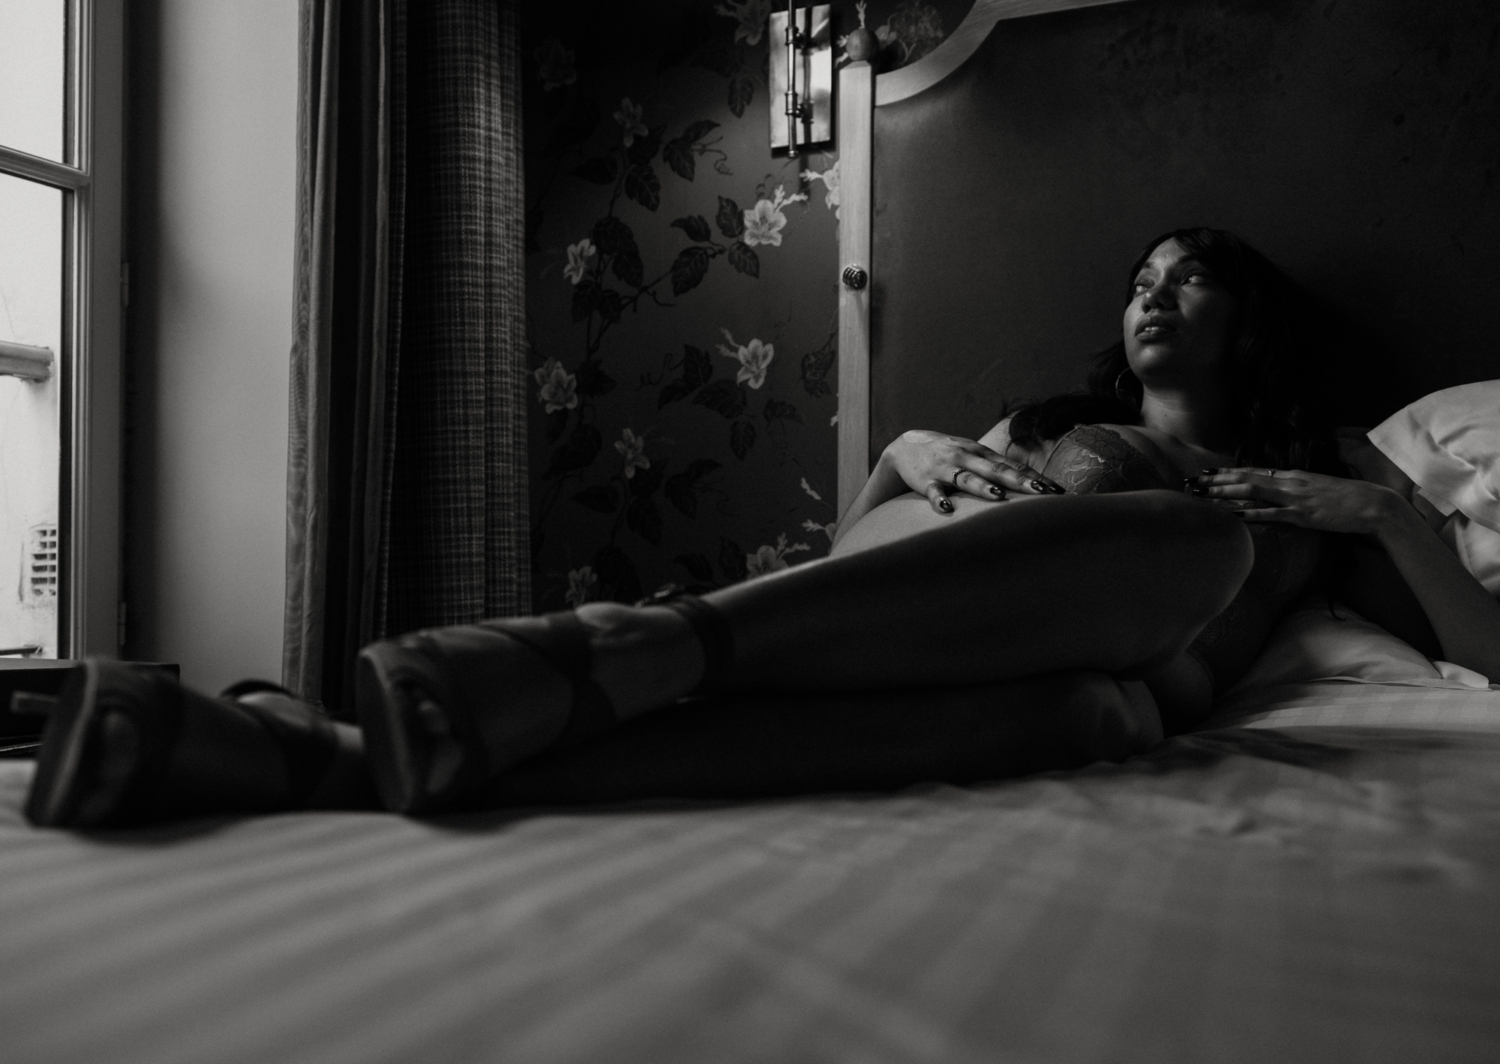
[1121, 239, 1238, 388]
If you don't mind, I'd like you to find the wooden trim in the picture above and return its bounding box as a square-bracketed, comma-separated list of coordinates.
[836, 61, 873, 518]
[875, 0, 1135, 107]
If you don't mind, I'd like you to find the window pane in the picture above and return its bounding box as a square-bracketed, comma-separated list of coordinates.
[0, 173, 62, 657]
[0, 0, 67, 162]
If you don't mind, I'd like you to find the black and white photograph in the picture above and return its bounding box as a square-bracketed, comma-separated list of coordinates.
[1, 1, 1498, 1060]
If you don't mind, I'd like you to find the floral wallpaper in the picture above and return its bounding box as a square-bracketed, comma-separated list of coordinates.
[522, 0, 958, 609]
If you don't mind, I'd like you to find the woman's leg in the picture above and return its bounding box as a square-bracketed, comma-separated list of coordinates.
[584, 491, 1251, 715]
[490, 672, 1160, 806]
[349, 489, 1248, 812]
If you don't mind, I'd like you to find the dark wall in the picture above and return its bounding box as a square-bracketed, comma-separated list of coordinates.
[872, 0, 1500, 449]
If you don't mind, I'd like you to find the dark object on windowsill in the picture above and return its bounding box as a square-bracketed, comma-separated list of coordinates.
[0, 660, 179, 757]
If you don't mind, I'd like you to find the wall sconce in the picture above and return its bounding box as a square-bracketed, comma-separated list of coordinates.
[769, 3, 833, 157]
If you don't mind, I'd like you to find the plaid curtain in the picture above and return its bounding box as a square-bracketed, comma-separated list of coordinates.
[285, 0, 529, 717]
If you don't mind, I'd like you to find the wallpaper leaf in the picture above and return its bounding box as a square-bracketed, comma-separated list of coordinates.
[665, 457, 723, 519]
[670, 246, 713, 295]
[718, 537, 749, 582]
[716, 196, 746, 239]
[681, 457, 723, 481]
[801, 339, 836, 397]
[611, 245, 645, 287]
[656, 344, 715, 407]
[665, 475, 700, 518]
[663, 139, 696, 181]
[625, 495, 664, 545]
[693, 379, 747, 419]
[670, 215, 713, 242]
[680, 119, 720, 143]
[591, 216, 639, 261]
[623, 164, 662, 211]
[657, 380, 694, 408]
[664, 119, 724, 181]
[571, 280, 599, 323]
[727, 73, 754, 117]
[683, 345, 714, 388]
[727, 241, 760, 277]
[729, 418, 757, 459]
[763, 397, 802, 426]
[597, 287, 624, 324]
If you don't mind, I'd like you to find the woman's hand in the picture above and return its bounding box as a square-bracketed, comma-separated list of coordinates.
[1188, 467, 1402, 533]
[886, 429, 1065, 514]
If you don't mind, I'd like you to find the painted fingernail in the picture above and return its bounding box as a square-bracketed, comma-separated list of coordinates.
[991, 485, 1007, 498]
[1191, 486, 1209, 497]
[939, 499, 953, 512]
[1200, 468, 1219, 475]
[1029, 479, 1049, 494]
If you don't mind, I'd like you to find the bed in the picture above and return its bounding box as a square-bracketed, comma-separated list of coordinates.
[3, 677, 1499, 1063]
[6, 2, 1500, 1061]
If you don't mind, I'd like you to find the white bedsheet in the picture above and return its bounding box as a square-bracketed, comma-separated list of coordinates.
[1206, 679, 1500, 733]
[2, 678, 1498, 1063]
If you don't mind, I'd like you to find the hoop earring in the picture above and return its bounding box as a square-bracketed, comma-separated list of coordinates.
[1114, 368, 1136, 403]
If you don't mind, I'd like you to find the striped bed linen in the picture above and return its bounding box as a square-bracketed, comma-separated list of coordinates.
[2, 683, 1499, 1064]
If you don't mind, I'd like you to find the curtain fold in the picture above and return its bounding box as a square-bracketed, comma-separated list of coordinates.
[286, 0, 529, 717]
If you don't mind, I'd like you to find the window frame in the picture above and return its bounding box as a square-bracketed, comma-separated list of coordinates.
[0, 0, 123, 659]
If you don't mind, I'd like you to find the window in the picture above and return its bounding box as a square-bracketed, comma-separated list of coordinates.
[0, 0, 122, 659]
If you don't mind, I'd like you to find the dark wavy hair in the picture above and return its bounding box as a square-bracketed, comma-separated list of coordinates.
[1007, 227, 1341, 474]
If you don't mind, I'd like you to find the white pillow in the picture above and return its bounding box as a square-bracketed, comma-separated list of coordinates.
[1368, 380, 1500, 596]
[1222, 600, 1443, 698]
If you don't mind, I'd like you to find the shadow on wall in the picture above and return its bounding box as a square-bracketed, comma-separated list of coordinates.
[521, 0, 966, 609]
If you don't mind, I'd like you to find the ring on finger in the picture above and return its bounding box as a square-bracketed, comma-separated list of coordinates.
[951, 468, 963, 487]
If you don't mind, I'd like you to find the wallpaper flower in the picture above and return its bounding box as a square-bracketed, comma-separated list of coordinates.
[522, 1, 955, 609]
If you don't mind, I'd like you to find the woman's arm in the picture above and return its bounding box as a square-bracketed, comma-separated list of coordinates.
[831, 425, 1063, 546]
[1194, 468, 1500, 678]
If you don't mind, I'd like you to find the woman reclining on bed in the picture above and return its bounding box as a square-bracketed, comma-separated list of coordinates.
[27, 228, 1500, 826]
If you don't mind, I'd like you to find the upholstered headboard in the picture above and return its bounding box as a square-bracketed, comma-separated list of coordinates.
[836, 0, 1500, 513]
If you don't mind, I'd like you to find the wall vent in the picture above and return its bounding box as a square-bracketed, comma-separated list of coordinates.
[25, 525, 58, 602]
